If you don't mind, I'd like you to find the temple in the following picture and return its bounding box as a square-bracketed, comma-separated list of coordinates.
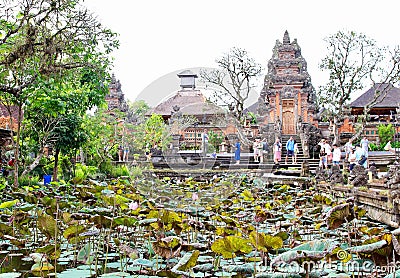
[105, 74, 128, 112]
[257, 30, 317, 134]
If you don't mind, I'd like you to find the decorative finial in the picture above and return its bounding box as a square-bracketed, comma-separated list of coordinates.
[283, 30, 290, 44]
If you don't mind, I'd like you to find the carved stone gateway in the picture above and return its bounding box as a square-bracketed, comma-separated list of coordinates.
[257, 31, 317, 138]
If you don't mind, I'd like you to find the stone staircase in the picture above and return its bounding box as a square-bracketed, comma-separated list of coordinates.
[273, 134, 320, 172]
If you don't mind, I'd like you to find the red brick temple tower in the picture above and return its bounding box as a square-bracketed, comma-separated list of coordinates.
[257, 31, 317, 135]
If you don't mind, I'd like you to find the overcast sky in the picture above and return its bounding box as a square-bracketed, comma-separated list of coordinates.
[83, 0, 400, 107]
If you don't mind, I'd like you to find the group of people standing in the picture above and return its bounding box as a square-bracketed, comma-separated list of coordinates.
[319, 136, 370, 172]
[272, 136, 299, 165]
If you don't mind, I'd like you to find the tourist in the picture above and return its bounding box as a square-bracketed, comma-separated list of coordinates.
[293, 140, 299, 164]
[344, 139, 353, 160]
[324, 140, 332, 164]
[118, 145, 123, 162]
[348, 147, 357, 172]
[201, 129, 209, 156]
[318, 139, 328, 169]
[360, 136, 370, 154]
[360, 136, 370, 166]
[253, 138, 262, 162]
[285, 136, 295, 164]
[234, 141, 241, 164]
[262, 138, 269, 163]
[123, 145, 129, 162]
[257, 139, 264, 163]
[332, 144, 341, 166]
[355, 145, 367, 168]
[273, 139, 282, 164]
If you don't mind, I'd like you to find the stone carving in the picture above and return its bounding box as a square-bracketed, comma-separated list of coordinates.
[301, 160, 310, 177]
[385, 163, 400, 189]
[368, 162, 379, 180]
[329, 164, 344, 185]
[349, 164, 368, 187]
[315, 167, 329, 183]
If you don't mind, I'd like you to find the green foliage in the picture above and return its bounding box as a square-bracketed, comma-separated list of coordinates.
[246, 112, 257, 124]
[208, 130, 224, 153]
[211, 236, 253, 259]
[71, 163, 97, 184]
[18, 175, 40, 187]
[134, 114, 171, 152]
[377, 124, 395, 146]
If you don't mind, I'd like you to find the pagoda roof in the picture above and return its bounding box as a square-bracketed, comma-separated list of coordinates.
[146, 90, 206, 116]
[180, 102, 225, 116]
[351, 83, 400, 108]
[177, 70, 198, 78]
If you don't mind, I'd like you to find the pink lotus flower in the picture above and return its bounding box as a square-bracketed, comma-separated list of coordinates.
[192, 192, 199, 201]
[129, 202, 139, 210]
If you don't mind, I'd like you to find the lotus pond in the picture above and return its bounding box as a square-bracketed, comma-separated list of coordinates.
[0, 171, 400, 278]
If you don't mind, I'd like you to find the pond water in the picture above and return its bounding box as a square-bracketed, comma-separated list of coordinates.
[0, 172, 399, 278]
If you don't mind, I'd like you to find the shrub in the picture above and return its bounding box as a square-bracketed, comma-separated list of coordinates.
[377, 124, 395, 146]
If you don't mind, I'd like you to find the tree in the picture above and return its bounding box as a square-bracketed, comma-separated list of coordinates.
[377, 124, 395, 147]
[208, 130, 224, 153]
[200, 47, 262, 121]
[134, 114, 171, 152]
[0, 0, 118, 186]
[318, 30, 400, 144]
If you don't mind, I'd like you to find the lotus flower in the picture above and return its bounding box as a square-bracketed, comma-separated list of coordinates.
[192, 192, 199, 201]
[129, 202, 139, 210]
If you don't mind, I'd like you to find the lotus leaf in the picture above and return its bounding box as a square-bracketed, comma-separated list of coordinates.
[255, 273, 301, 278]
[132, 258, 155, 267]
[63, 224, 86, 240]
[172, 250, 200, 274]
[17, 203, 35, 212]
[31, 261, 54, 272]
[113, 216, 137, 227]
[345, 239, 387, 253]
[383, 270, 400, 278]
[359, 226, 383, 236]
[152, 236, 182, 259]
[313, 194, 333, 205]
[37, 212, 58, 239]
[99, 272, 134, 277]
[211, 236, 252, 259]
[35, 244, 61, 260]
[0, 199, 19, 209]
[77, 242, 92, 264]
[241, 189, 254, 201]
[0, 273, 21, 278]
[249, 231, 283, 252]
[325, 203, 355, 230]
[148, 209, 182, 231]
[192, 262, 214, 272]
[0, 223, 13, 236]
[90, 215, 113, 229]
[223, 263, 254, 273]
[272, 239, 338, 265]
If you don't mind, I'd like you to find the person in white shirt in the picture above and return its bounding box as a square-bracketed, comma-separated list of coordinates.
[332, 144, 341, 166]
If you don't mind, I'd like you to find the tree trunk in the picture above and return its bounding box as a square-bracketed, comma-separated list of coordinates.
[13, 102, 23, 188]
[52, 148, 60, 182]
[80, 147, 85, 165]
[21, 151, 44, 176]
[333, 117, 340, 145]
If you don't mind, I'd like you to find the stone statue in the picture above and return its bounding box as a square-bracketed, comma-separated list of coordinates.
[350, 164, 368, 187]
[385, 163, 400, 189]
[329, 164, 344, 185]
